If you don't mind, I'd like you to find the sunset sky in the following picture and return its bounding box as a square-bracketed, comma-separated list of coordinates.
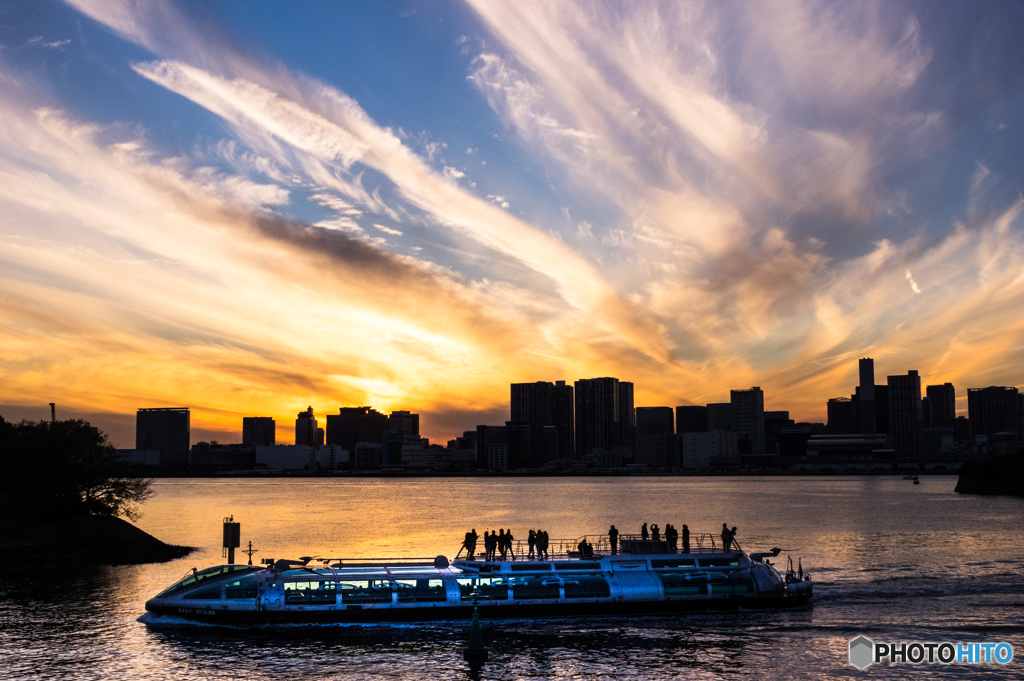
[2, 1, 1024, 447]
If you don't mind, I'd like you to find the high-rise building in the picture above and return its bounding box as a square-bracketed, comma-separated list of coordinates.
[859, 358, 876, 433]
[242, 416, 275, 446]
[706, 403, 732, 431]
[574, 377, 634, 459]
[325, 407, 389, 453]
[510, 380, 574, 459]
[730, 387, 765, 456]
[136, 407, 190, 466]
[635, 407, 674, 467]
[295, 407, 318, 447]
[675, 405, 708, 434]
[888, 371, 922, 457]
[388, 410, 420, 437]
[925, 383, 956, 427]
[967, 386, 1021, 438]
[827, 398, 858, 434]
[764, 411, 793, 455]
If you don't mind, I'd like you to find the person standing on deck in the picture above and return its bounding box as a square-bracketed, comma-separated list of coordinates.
[651, 524, 661, 541]
[608, 525, 619, 555]
[641, 523, 649, 541]
[682, 524, 690, 553]
[468, 529, 478, 559]
[528, 530, 537, 559]
[730, 527, 738, 553]
[721, 523, 732, 551]
[506, 529, 516, 560]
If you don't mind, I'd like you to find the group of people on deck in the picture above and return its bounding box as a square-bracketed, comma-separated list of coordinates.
[461, 528, 552, 560]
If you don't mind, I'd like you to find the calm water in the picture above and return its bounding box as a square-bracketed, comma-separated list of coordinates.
[2, 476, 1022, 679]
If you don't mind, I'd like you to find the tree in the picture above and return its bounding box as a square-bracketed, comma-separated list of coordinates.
[0, 416, 153, 522]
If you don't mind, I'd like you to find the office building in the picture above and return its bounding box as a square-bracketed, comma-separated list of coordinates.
[859, 358, 876, 433]
[136, 407, 190, 466]
[675, 405, 708, 434]
[295, 407, 318, 447]
[764, 411, 794, 455]
[827, 398, 858, 434]
[707, 403, 732, 431]
[682, 429, 738, 469]
[730, 387, 765, 456]
[888, 370, 923, 457]
[242, 416, 275, 447]
[574, 377, 634, 459]
[967, 386, 1021, 438]
[388, 411, 420, 437]
[325, 407, 389, 453]
[635, 407, 674, 467]
[511, 380, 574, 459]
[925, 383, 956, 427]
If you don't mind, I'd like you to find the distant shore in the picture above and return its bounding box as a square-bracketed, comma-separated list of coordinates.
[145, 469, 960, 479]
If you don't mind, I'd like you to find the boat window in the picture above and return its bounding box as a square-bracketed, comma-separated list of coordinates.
[511, 563, 551, 571]
[339, 579, 391, 604]
[456, 577, 507, 601]
[713, 571, 754, 595]
[183, 583, 222, 600]
[561, 573, 611, 599]
[284, 580, 337, 604]
[657, 571, 709, 596]
[556, 563, 600, 571]
[651, 558, 696, 569]
[395, 578, 447, 603]
[510, 574, 560, 600]
[225, 575, 258, 599]
[156, 565, 261, 598]
[699, 557, 741, 567]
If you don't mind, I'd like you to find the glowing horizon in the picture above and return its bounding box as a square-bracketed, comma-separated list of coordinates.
[2, 1, 1023, 447]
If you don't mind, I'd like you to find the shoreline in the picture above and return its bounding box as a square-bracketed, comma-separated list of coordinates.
[142, 470, 961, 479]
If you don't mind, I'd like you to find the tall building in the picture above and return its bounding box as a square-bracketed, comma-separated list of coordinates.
[574, 377, 634, 459]
[325, 407, 389, 453]
[707, 403, 732, 431]
[510, 380, 574, 459]
[764, 411, 793, 455]
[242, 416, 275, 446]
[967, 386, 1021, 438]
[827, 398, 858, 434]
[295, 407, 318, 447]
[136, 407, 190, 466]
[388, 410, 420, 437]
[730, 387, 765, 456]
[859, 358, 876, 433]
[888, 371, 922, 457]
[635, 407, 674, 467]
[675, 405, 708, 434]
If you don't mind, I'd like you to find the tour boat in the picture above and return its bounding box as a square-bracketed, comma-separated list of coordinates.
[144, 532, 813, 624]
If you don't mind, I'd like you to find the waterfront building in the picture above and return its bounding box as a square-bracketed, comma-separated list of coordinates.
[675, 405, 708, 434]
[325, 407, 389, 453]
[682, 429, 738, 469]
[242, 416, 275, 446]
[967, 386, 1021, 438]
[294, 407, 318, 447]
[574, 377, 634, 459]
[858, 358, 876, 433]
[926, 383, 956, 427]
[510, 380, 574, 459]
[136, 407, 190, 466]
[635, 407, 674, 467]
[826, 398, 857, 434]
[730, 387, 765, 456]
[888, 370, 923, 457]
[388, 410, 420, 437]
[706, 402, 732, 431]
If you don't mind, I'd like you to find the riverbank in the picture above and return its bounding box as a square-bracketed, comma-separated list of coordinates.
[955, 453, 1024, 496]
[0, 515, 194, 572]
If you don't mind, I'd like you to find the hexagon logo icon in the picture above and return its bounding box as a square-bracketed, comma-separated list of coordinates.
[849, 636, 874, 669]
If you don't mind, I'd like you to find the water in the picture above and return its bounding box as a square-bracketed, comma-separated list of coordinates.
[2, 476, 1022, 679]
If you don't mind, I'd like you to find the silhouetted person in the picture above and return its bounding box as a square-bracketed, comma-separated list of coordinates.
[666, 524, 677, 552]
[682, 524, 690, 553]
[651, 524, 660, 541]
[468, 529, 478, 559]
[608, 525, 619, 555]
[497, 529, 507, 560]
[486, 531, 497, 561]
[641, 523, 649, 541]
[730, 527, 738, 553]
[721, 523, 731, 551]
[506, 529, 516, 560]
[528, 530, 537, 559]
[540, 530, 549, 560]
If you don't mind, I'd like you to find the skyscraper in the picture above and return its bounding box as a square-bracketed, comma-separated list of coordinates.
[859, 358, 876, 433]
[675, 405, 708, 434]
[635, 407, 674, 467]
[888, 371, 922, 457]
[388, 410, 420, 437]
[242, 416, 275, 446]
[730, 387, 765, 455]
[295, 407, 318, 447]
[827, 398, 857, 434]
[967, 386, 1021, 438]
[325, 407, 389, 453]
[706, 403, 732, 431]
[136, 407, 190, 466]
[510, 380, 574, 459]
[574, 377, 633, 459]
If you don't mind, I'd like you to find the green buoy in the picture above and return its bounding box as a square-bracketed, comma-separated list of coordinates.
[464, 592, 488, 662]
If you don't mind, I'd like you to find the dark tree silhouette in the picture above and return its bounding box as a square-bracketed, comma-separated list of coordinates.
[0, 416, 152, 522]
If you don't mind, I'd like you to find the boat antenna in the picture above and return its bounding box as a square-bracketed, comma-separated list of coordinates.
[243, 540, 258, 566]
